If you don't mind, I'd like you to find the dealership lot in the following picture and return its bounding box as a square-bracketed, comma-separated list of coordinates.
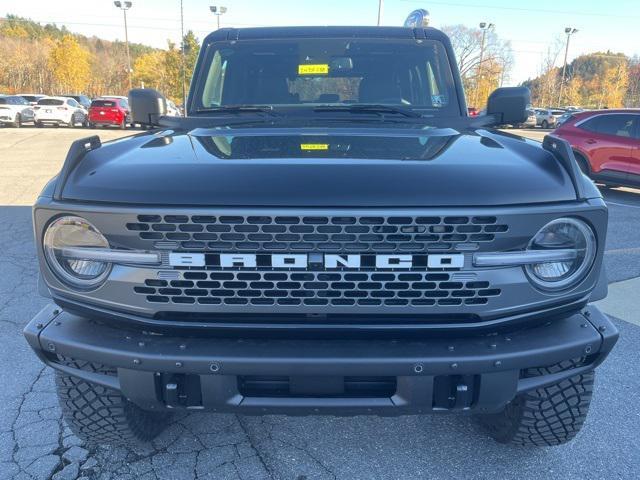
[1, 128, 639, 480]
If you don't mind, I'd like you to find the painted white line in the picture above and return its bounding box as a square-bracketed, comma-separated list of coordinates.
[605, 247, 640, 255]
[606, 201, 640, 209]
[595, 277, 640, 326]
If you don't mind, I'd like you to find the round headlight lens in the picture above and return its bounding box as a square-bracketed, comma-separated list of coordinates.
[525, 218, 596, 290]
[43, 216, 111, 289]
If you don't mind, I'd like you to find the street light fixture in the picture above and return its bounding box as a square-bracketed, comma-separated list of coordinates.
[209, 6, 227, 30]
[180, 0, 186, 116]
[473, 22, 495, 108]
[558, 27, 579, 107]
[114, 1, 133, 92]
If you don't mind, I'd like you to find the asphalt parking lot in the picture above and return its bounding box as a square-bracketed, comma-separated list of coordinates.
[1, 127, 639, 480]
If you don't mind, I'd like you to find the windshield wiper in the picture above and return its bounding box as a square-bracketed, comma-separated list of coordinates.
[195, 105, 282, 117]
[313, 104, 423, 118]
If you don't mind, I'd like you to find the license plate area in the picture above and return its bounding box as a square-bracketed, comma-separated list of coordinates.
[238, 375, 398, 398]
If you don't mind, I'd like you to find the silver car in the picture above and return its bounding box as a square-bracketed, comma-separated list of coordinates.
[519, 109, 537, 128]
[535, 108, 565, 129]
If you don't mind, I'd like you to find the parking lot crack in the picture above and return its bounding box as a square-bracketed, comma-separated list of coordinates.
[10, 365, 51, 474]
[235, 415, 275, 480]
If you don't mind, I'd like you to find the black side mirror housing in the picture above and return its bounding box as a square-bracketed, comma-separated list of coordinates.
[486, 86, 530, 126]
[128, 88, 167, 126]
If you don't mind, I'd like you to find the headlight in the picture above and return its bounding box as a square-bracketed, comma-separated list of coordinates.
[525, 218, 596, 290]
[43, 216, 111, 289]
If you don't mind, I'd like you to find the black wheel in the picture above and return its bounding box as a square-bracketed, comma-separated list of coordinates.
[35, 121, 43, 128]
[55, 360, 171, 446]
[476, 359, 594, 446]
[119, 118, 127, 129]
[541, 120, 549, 129]
[88, 122, 95, 129]
[574, 152, 591, 177]
[68, 115, 76, 128]
[13, 113, 22, 128]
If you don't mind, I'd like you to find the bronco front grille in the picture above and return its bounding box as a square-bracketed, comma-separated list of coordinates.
[126, 215, 509, 252]
[133, 271, 501, 308]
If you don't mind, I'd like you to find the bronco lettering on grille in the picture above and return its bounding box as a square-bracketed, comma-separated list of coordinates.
[169, 253, 465, 269]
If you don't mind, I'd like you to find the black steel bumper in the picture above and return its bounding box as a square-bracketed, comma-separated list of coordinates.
[24, 304, 618, 415]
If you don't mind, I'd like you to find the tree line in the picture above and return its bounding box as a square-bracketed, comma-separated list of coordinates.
[1, 15, 639, 110]
[441, 24, 514, 109]
[522, 49, 640, 109]
[0, 15, 197, 103]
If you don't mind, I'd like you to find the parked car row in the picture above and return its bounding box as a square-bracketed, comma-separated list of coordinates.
[466, 106, 568, 129]
[0, 93, 182, 129]
[554, 109, 640, 188]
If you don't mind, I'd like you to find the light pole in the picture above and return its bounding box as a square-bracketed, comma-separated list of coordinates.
[377, 0, 383, 26]
[558, 27, 578, 107]
[473, 22, 494, 108]
[114, 1, 133, 92]
[209, 6, 227, 30]
[180, 0, 186, 116]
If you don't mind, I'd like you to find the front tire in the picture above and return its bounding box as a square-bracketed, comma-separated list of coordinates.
[55, 360, 171, 446]
[13, 113, 22, 128]
[476, 360, 594, 446]
[574, 152, 591, 177]
[541, 120, 549, 129]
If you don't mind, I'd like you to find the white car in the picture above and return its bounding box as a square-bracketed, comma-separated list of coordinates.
[534, 108, 565, 129]
[166, 100, 181, 116]
[0, 95, 35, 127]
[34, 96, 88, 128]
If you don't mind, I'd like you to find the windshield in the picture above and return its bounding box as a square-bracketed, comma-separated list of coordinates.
[91, 100, 116, 107]
[196, 38, 459, 116]
[38, 99, 63, 106]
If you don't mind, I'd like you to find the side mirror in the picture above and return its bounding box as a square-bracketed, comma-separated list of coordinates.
[128, 88, 167, 126]
[485, 86, 530, 126]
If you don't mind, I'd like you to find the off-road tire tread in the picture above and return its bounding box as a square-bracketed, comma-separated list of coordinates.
[55, 359, 170, 446]
[478, 359, 594, 446]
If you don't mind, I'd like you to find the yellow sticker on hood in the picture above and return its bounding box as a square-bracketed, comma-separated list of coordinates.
[300, 143, 329, 151]
[298, 64, 329, 75]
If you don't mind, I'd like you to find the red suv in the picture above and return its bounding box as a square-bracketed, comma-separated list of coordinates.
[88, 97, 131, 129]
[553, 109, 640, 188]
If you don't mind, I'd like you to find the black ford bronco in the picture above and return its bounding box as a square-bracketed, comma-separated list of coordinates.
[25, 26, 618, 447]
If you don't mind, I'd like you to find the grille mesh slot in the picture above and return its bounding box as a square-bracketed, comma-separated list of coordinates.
[133, 271, 501, 308]
[127, 215, 509, 252]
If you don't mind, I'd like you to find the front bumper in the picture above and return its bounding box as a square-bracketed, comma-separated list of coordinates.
[24, 304, 618, 415]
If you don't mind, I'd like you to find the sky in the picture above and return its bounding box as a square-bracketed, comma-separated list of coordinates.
[4, 0, 640, 85]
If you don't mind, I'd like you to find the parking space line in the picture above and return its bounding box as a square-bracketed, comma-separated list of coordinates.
[595, 277, 640, 326]
[606, 201, 640, 209]
[605, 247, 640, 254]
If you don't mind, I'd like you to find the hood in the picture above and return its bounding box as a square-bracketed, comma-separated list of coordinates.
[60, 127, 577, 207]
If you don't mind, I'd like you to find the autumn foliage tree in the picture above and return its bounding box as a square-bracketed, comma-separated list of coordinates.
[48, 35, 91, 93]
[0, 15, 186, 101]
[442, 24, 513, 108]
[523, 51, 636, 108]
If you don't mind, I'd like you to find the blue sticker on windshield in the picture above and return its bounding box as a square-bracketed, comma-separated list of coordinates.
[431, 95, 447, 107]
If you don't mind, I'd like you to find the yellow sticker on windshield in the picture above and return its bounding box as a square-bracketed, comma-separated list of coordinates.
[298, 64, 329, 75]
[300, 143, 329, 151]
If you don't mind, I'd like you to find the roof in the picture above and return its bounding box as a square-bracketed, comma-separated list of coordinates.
[572, 108, 640, 118]
[202, 25, 450, 45]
